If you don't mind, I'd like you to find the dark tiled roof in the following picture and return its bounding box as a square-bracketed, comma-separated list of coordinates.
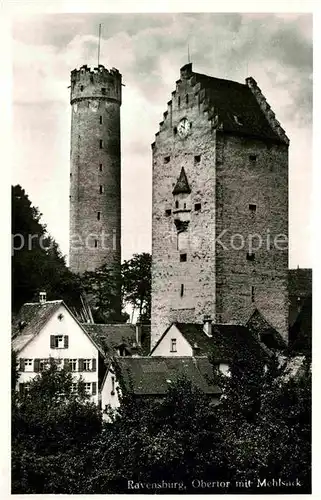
[195, 72, 283, 143]
[288, 268, 312, 297]
[12, 301, 62, 353]
[115, 356, 220, 396]
[175, 323, 270, 361]
[83, 323, 151, 357]
[246, 309, 287, 350]
[172, 167, 191, 195]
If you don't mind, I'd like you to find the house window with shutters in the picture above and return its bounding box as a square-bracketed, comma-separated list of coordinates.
[78, 358, 96, 372]
[33, 358, 49, 372]
[83, 359, 91, 371]
[71, 383, 78, 393]
[23, 359, 33, 372]
[50, 335, 69, 349]
[84, 382, 91, 394]
[69, 359, 77, 371]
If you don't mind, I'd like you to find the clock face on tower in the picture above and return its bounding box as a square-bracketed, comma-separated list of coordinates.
[177, 118, 191, 138]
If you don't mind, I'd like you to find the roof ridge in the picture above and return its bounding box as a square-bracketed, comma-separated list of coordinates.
[194, 71, 246, 87]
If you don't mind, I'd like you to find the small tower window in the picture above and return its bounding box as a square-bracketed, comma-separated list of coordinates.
[101, 88, 106, 94]
[164, 156, 170, 164]
[194, 203, 201, 211]
[99, 185, 104, 194]
[175, 200, 179, 209]
[183, 202, 186, 209]
[180, 284, 184, 297]
[80, 85, 84, 92]
[251, 286, 255, 303]
[249, 203, 257, 212]
[97, 211, 101, 220]
[178, 96, 181, 107]
[186, 94, 189, 105]
[249, 154, 257, 162]
[247, 252, 255, 261]
[165, 209, 172, 216]
[100, 140, 103, 149]
[180, 253, 187, 262]
[99, 164, 103, 172]
[173, 126, 178, 135]
[194, 155, 201, 164]
[94, 239, 98, 248]
[100, 116, 103, 124]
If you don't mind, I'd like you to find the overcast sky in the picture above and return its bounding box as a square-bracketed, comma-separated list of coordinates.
[12, 11, 312, 267]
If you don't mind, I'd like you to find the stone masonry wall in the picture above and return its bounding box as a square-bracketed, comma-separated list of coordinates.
[151, 64, 289, 347]
[69, 65, 121, 299]
[215, 133, 289, 339]
[151, 67, 218, 346]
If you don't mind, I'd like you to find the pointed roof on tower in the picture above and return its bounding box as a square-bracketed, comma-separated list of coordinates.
[172, 167, 191, 195]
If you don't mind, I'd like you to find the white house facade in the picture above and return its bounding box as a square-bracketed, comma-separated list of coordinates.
[12, 298, 103, 405]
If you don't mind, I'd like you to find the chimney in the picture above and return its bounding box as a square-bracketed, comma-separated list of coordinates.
[39, 291, 46, 304]
[203, 316, 213, 337]
[135, 320, 142, 346]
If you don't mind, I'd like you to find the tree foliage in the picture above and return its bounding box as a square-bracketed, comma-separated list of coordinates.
[12, 360, 102, 494]
[12, 185, 83, 312]
[82, 263, 128, 323]
[121, 252, 151, 322]
[12, 352, 311, 494]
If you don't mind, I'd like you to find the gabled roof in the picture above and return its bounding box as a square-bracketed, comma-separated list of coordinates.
[12, 300, 105, 356]
[83, 323, 151, 357]
[194, 72, 285, 143]
[115, 356, 220, 396]
[172, 167, 191, 195]
[246, 308, 287, 350]
[12, 301, 63, 353]
[150, 322, 271, 361]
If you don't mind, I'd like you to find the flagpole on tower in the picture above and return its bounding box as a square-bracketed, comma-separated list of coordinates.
[98, 24, 102, 66]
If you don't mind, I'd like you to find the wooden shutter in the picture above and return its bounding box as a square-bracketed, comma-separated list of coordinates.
[34, 359, 40, 372]
[19, 358, 25, 372]
[64, 359, 69, 370]
[92, 382, 97, 395]
[78, 358, 84, 372]
[92, 358, 96, 372]
[64, 335, 69, 348]
[50, 335, 55, 349]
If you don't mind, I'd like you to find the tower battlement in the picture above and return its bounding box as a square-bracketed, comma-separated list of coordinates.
[70, 64, 122, 105]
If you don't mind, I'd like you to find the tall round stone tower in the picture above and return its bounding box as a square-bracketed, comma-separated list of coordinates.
[69, 63, 122, 309]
